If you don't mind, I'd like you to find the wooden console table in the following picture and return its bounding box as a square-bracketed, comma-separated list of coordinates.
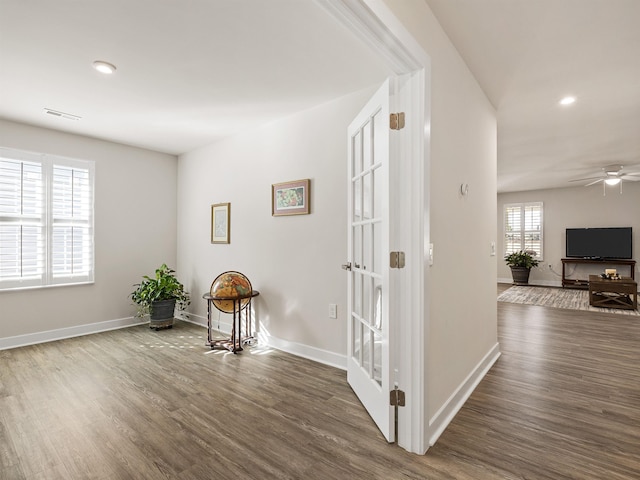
[203, 290, 259, 353]
[561, 258, 636, 289]
[588, 275, 638, 310]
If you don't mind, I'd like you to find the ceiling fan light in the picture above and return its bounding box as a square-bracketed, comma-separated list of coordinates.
[605, 178, 621, 186]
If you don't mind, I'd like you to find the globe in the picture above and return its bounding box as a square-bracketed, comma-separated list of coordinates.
[209, 271, 253, 313]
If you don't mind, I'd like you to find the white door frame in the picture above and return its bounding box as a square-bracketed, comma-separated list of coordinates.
[317, 0, 432, 454]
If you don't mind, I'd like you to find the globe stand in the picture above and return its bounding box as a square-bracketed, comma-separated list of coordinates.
[203, 290, 259, 353]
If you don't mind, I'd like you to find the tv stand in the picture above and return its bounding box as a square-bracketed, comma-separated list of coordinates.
[561, 258, 636, 289]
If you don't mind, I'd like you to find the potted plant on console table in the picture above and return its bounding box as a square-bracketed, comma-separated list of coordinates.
[130, 264, 190, 331]
[505, 250, 540, 285]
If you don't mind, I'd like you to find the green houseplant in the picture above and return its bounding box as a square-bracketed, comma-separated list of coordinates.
[130, 264, 190, 330]
[504, 250, 540, 285]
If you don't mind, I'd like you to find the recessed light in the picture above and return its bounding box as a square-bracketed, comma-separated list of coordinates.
[93, 60, 116, 74]
[560, 96, 576, 106]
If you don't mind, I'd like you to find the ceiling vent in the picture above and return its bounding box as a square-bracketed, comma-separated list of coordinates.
[44, 108, 81, 121]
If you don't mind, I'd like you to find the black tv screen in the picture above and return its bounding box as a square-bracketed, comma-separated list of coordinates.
[565, 227, 632, 259]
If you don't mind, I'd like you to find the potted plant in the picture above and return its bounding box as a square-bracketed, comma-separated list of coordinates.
[130, 264, 190, 330]
[504, 250, 540, 285]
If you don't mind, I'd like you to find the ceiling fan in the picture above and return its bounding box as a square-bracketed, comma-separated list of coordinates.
[570, 164, 640, 194]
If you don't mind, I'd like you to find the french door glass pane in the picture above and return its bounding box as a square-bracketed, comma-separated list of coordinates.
[373, 330, 382, 386]
[363, 223, 371, 274]
[373, 282, 382, 330]
[362, 325, 371, 373]
[351, 316, 361, 364]
[372, 222, 381, 275]
[353, 177, 362, 222]
[363, 172, 372, 219]
[353, 131, 362, 178]
[363, 121, 372, 168]
[354, 269, 362, 318]
[363, 273, 371, 326]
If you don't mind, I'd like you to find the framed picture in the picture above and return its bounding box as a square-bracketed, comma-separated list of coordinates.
[272, 179, 310, 216]
[211, 203, 230, 244]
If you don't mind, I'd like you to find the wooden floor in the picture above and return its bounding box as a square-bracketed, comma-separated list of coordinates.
[1, 288, 639, 479]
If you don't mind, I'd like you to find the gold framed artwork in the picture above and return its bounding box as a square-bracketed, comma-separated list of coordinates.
[272, 179, 310, 216]
[211, 203, 230, 244]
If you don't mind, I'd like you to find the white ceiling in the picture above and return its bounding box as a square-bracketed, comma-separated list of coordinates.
[0, 0, 390, 155]
[425, 0, 640, 192]
[2, 1, 639, 193]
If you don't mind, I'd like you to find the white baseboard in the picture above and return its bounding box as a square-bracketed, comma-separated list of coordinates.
[0, 316, 147, 351]
[179, 312, 347, 370]
[257, 331, 347, 370]
[1, 311, 346, 373]
[427, 343, 501, 447]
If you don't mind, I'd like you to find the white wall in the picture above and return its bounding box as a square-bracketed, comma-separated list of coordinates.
[177, 88, 377, 366]
[382, 0, 498, 439]
[498, 182, 640, 285]
[0, 119, 178, 346]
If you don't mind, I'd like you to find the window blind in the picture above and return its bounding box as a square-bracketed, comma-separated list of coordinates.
[0, 148, 94, 290]
[503, 202, 543, 260]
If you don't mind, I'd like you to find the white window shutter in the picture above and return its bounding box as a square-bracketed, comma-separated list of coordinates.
[503, 202, 543, 260]
[51, 165, 93, 282]
[0, 149, 94, 290]
[0, 159, 45, 285]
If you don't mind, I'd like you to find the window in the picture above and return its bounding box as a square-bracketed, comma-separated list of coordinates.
[0, 147, 94, 290]
[504, 202, 543, 260]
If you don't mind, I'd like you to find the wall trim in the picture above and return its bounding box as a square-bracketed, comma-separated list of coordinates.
[0, 317, 146, 351]
[2, 310, 347, 372]
[316, 0, 424, 73]
[427, 343, 501, 447]
[181, 312, 347, 370]
[257, 331, 347, 371]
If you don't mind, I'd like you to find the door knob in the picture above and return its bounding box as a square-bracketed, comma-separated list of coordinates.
[341, 262, 352, 271]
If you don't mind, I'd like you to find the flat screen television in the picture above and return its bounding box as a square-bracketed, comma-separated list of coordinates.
[565, 227, 632, 259]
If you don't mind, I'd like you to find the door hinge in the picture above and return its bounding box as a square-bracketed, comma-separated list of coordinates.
[390, 388, 406, 407]
[390, 251, 405, 269]
[390, 112, 405, 130]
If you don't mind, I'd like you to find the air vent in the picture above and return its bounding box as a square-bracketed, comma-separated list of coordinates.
[44, 108, 81, 121]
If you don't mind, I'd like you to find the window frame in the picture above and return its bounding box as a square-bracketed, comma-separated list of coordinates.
[0, 147, 95, 291]
[503, 202, 544, 261]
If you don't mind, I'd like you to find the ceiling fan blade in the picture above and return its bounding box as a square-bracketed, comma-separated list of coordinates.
[569, 176, 603, 183]
[621, 174, 640, 181]
[584, 178, 604, 187]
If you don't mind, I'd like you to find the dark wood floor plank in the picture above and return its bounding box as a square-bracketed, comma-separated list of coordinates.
[1, 293, 639, 479]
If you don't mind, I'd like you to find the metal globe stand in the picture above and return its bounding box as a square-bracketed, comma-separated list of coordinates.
[203, 271, 259, 353]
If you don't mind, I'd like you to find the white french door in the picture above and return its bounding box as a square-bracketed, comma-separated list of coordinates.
[346, 80, 394, 442]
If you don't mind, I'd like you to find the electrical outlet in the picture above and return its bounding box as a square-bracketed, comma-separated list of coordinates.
[329, 304, 337, 319]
